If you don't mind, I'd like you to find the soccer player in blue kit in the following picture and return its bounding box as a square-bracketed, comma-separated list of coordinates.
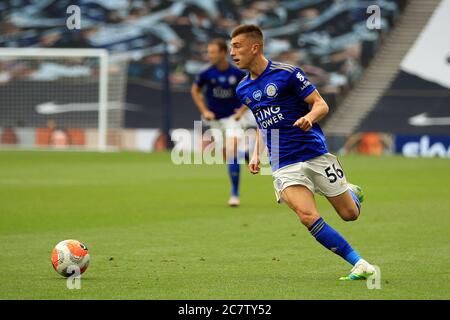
[191, 38, 249, 207]
[230, 25, 376, 280]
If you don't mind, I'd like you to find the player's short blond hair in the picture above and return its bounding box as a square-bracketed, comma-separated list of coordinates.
[231, 24, 264, 45]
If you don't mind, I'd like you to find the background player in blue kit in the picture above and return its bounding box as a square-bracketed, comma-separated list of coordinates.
[230, 24, 376, 280]
[191, 38, 249, 207]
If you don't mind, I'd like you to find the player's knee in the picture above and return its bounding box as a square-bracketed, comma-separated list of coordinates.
[341, 207, 359, 221]
[293, 207, 319, 227]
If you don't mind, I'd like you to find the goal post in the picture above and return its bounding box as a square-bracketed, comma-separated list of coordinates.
[98, 49, 108, 151]
[0, 48, 127, 151]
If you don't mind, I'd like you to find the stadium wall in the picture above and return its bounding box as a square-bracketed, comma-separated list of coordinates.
[347, 0, 450, 158]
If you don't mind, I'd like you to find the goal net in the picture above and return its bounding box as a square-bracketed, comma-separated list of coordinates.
[0, 48, 128, 151]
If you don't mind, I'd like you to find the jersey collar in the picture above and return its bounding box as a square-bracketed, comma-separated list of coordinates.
[249, 59, 272, 81]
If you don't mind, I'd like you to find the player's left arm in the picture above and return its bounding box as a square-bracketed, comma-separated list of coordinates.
[233, 105, 248, 121]
[293, 90, 329, 131]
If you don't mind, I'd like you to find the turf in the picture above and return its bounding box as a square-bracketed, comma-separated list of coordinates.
[0, 151, 449, 299]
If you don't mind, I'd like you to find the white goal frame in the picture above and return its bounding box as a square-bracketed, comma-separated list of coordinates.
[0, 48, 109, 151]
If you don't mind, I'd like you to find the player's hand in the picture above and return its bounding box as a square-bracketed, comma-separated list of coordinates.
[248, 156, 260, 175]
[202, 110, 215, 121]
[293, 116, 313, 131]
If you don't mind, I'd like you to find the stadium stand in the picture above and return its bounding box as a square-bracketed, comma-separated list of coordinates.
[324, 0, 450, 157]
[0, 0, 406, 131]
[324, 0, 444, 135]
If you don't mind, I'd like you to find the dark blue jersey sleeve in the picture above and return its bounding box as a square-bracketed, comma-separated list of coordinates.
[287, 67, 316, 100]
[194, 70, 207, 88]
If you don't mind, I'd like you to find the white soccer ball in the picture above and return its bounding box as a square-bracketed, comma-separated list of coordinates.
[51, 239, 90, 277]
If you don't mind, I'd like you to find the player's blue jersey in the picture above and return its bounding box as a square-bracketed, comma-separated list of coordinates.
[236, 60, 328, 170]
[195, 64, 246, 119]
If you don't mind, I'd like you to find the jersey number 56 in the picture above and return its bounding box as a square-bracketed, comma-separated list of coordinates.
[325, 164, 344, 183]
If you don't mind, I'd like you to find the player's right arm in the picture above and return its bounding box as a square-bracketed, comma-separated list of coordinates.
[249, 127, 263, 175]
[190, 83, 215, 121]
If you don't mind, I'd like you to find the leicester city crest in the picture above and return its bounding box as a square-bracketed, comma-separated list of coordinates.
[265, 83, 278, 98]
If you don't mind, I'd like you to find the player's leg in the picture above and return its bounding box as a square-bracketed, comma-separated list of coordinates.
[225, 135, 240, 206]
[223, 117, 243, 207]
[307, 153, 363, 221]
[204, 118, 238, 206]
[300, 153, 376, 279]
[348, 183, 364, 208]
[280, 185, 364, 267]
[280, 184, 321, 228]
[326, 190, 360, 222]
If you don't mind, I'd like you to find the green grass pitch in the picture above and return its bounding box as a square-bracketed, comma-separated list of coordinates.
[0, 150, 449, 299]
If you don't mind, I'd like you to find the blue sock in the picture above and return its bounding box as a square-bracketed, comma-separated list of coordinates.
[348, 189, 361, 213]
[309, 217, 361, 266]
[227, 159, 240, 197]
